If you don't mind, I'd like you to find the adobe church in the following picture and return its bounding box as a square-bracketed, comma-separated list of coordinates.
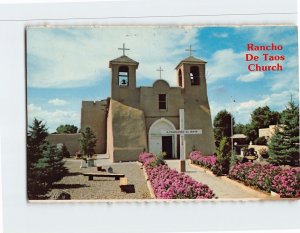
[81, 45, 215, 162]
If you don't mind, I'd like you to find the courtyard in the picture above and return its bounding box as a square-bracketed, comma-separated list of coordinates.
[46, 154, 279, 201]
[48, 157, 151, 200]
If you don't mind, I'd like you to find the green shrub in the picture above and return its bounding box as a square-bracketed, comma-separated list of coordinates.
[80, 127, 97, 157]
[216, 137, 231, 174]
[60, 144, 70, 158]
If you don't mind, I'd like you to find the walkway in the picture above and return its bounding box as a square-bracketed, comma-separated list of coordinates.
[165, 160, 270, 199]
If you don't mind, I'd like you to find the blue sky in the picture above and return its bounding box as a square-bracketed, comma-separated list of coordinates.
[27, 26, 299, 133]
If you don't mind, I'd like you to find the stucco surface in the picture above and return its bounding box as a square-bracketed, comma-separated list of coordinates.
[47, 133, 81, 155]
[82, 54, 216, 161]
[108, 99, 147, 161]
[81, 100, 107, 153]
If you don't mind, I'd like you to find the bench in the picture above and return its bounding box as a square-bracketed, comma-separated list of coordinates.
[83, 173, 125, 181]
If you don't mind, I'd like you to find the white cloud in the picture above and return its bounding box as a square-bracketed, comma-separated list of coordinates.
[27, 103, 79, 132]
[233, 90, 298, 123]
[236, 72, 264, 82]
[48, 98, 67, 106]
[285, 53, 298, 69]
[244, 26, 298, 46]
[206, 49, 245, 83]
[27, 27, 198, 88]
[212, 33, 228, 38]
[210, 90, 298, 124]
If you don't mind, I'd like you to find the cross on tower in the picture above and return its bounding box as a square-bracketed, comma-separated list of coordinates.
[156, 66, 164, 79]
[185, 45, 196, 56]
[118, 43, 130, 56]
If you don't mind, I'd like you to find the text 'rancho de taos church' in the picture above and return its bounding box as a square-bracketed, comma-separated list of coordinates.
[81, 45, 215, 162]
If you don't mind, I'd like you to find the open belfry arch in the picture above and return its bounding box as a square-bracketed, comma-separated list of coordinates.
[81, 44, 215, 162]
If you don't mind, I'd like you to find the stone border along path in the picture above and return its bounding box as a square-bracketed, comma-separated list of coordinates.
[165, 160, 271, 199]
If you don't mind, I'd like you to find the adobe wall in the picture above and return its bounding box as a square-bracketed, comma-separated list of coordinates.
[106, 100, 114, 160]
[81, 100, 107, 154]
[47, 133, 81, 155]
[184, 102, 216, 156]
[139, 80, 184, 132]
[139, 79, 215, 157]
[108, 99, 147, 162]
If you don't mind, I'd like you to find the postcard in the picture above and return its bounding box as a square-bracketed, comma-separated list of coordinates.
[26, 26, 299, 201]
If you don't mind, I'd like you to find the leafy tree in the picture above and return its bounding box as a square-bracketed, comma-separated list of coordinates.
[268, 99, 299, 166]
[213, 110, 234, 146]
[243, 123, 258, 144]
[249, 106, 280, 142]
[251, 106, 280, 129]
[234, 123, 245, 134]
[56, 124, 78, 134]
[80, 127, 97, 157]
[27, 118, 68, 199]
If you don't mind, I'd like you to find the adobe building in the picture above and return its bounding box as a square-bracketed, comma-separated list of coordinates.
[81, 46, 215, 162]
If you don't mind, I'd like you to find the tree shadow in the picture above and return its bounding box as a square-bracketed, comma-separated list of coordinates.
[64, 172, 82, 177]
[52, 183, 88, 189]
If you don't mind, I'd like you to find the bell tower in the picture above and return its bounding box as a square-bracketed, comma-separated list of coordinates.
[175, 45, 207, 100]
[175, 45, 216, 156]
[109, 43, 139, 105]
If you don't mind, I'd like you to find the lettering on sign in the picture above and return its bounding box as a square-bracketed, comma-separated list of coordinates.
[161, 129, 202, 135]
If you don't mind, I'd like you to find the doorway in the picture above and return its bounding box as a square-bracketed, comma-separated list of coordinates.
[162, 136, 173, 159]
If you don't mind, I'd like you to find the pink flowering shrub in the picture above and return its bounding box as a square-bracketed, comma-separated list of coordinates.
[139, 152, 215, 199]
[139, 152, 155, 164]
[229, 162, 300, 198]
[272, 168, 300, 198]
[190, 151, 217, 169]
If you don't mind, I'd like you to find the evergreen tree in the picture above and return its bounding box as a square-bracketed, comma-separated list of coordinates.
[80, 127, 97, 157]
[269, 98, 299, 166]
[215, 137, 231, 174]
[27, 118, 68, 199]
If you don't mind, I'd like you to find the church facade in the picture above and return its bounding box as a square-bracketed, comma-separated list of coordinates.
[81, 47, 215, 162]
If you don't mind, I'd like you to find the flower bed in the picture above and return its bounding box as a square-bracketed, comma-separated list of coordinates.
[189, 151, 223, 175]
[190, 151, 217, 169]
[229, 162, 300, 198]
[139, 152, 215, 199]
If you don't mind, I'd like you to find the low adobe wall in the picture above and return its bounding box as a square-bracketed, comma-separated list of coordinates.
[47, 133, 81, 156]
[112, 147, 144, 162]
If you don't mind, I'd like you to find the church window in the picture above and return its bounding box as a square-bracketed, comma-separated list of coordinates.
[190, 66, 200, 85]
[158, 94, 167, 110]
[118, 66, 129, 86]
[178, 69, 183, 87]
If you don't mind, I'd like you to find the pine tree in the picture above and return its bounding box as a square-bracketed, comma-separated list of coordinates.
[215, 137, 231, 174]
[27, 118, 68, 199]
[268, 98, 299, 166]
[80, 127, 97, 157]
